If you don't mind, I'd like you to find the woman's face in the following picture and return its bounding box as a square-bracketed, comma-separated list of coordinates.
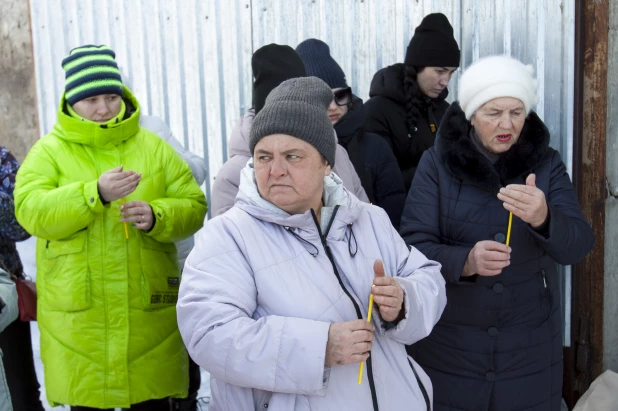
[254, 134, 331, 215]
[72, 94, 122, 122]
[471, 97, 526, 154]
[327, 88, 350, 125]
[416, 67, 457, 98]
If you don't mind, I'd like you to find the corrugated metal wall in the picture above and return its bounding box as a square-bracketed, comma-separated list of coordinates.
[29, 0, 575, 341]
[29, 0, 576, 188]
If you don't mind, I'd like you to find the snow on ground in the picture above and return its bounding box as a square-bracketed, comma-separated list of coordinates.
[16, 237, 210, 410]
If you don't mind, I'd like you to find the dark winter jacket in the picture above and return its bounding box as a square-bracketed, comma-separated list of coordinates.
[364, 63, 450, 191]
[0, 147, 30, 278]
[400, 103, 595, 411]
[335, 96, 406, 229]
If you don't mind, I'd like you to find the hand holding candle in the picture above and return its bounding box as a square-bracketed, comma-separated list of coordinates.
[120, 201, 154, 232]
[358, 260, 404, 384]
[462, 241, 511, 277]
[324, 320, 373, 367]
[371, 260, 404, 322]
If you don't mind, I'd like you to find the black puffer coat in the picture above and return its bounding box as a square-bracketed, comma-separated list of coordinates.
[400, 103, 594, 411]
[364, 63, 449, 190]
[335, 96, 406, 229]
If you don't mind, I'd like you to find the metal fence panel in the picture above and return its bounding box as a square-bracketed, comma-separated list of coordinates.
[29, 0, 574, 193]
[29, 0, 574, 342]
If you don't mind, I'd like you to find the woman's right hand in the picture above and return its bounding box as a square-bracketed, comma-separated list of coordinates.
[462, 240, 511, 277]
[97, 166, 142, 202]
[325, 320, 374, 366]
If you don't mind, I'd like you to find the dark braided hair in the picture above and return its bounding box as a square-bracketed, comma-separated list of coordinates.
[404, 65, 443, 138]
[403, 65, 424, 138]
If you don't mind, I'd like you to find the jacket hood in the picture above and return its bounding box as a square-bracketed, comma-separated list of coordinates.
[54, 85, 141, 147]
[334, 95, 364, 146]
[369, 63, 406, 104]
[368, 63, 450, 105]
[228, 109, 255, 158]
[435, 102, 550, 194]
[234, 161, 363, 231]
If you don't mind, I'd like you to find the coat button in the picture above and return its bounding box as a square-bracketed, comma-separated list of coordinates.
[494, 232, 506, 243]
[488, 327, 499, 337]
[89, 197, 95, 203]
[492, 283, 504, 294]
[485, 371, 496, 382]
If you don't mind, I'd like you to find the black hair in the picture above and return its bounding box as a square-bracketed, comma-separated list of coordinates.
[404, 65, 442, 137]
[404, 65, 424, 137]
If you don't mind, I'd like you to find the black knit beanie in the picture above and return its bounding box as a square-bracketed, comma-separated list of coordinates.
[295, 39, 347, 89]
[252, 44, 306, 114]
[405, 13, 460, 68]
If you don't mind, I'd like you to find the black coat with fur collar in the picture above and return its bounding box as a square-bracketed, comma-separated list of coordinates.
[400, 103, 594, 411]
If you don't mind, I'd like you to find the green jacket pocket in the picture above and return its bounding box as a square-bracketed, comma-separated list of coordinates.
[140, 236, 180, 310]
[42, 233, 90, 312]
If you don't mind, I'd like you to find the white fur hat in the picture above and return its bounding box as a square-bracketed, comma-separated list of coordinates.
[459, 55, 538, 120]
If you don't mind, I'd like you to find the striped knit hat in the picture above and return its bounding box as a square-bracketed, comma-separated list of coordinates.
[61, 45, 123, 105]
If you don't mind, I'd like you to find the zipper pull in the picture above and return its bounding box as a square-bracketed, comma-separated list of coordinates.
[323, 242, 331, 255]
[541, 269, 547, 288]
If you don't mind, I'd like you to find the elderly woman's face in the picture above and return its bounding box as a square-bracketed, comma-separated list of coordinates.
[254, 134, 331, 215]
[471, 97, 526, 154]
[72, 94, 122, 122]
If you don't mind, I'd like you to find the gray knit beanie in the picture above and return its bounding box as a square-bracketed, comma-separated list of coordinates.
[249, 76, 336, 166]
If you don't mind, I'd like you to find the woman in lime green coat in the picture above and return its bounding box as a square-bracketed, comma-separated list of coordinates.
[14, 45, 207, 410]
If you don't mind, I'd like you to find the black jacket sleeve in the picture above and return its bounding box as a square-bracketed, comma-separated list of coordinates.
[365, 134, 406, 230]
[526, 151, 595, 264]
[364, 98, 393, 142]
[399, 150, 472, 283]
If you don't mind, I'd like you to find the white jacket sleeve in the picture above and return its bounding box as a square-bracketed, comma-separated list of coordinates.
[177, 217, 331, 395]
[372, 210, 446, 345]
[140, 116, 207, 185]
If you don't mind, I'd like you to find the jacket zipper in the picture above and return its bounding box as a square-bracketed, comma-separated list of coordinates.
[408, 359, 431, 411]
[310, 207, 380, 411]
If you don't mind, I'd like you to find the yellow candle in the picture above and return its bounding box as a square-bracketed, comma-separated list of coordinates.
[357, 294, 374, 384]
[506, 212, 513, 246]
[122, 198, 129, 239]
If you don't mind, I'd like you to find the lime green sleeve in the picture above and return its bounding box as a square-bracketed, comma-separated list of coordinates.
[14, 141, 107, 240]
[146, 141, 207, 243]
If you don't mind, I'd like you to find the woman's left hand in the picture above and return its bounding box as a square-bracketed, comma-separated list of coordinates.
[120, 201, 154, 231]
[497, 174, 548, 228]
[372, 260, 404, 323]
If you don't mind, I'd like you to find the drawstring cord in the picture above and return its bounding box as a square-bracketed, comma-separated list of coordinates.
[284, 226, 319, 257]
[347, 224, 358, 257]
[283, 222, 358, 258]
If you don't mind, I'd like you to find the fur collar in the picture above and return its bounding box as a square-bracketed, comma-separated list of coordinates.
[435, 102, 550, 193]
